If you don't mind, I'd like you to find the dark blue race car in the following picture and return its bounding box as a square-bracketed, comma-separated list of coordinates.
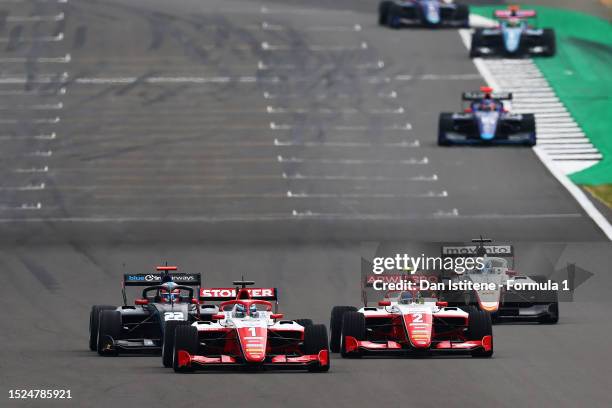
[379, 0, 469, 28]
[470, 6, 555, 57]
[438, 87, 536, 146]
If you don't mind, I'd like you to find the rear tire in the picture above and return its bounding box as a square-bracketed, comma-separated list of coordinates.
[162, 321, 191, 367]
[329, 306, 357, 352]
[173, 326, 199, 373]
[542, 28, 556, 56]
[438, 113, 454, 146]
[304, 324, 330, 372]
[467, 309, 493, 357]
[89, 305, 115, 351]
[341, 312, 366, 358]
[97, 310, 122, 356]
[295, 319, 313, 328]
[378, 1, 393, 26]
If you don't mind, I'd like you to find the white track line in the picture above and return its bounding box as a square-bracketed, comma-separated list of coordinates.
[460, 22, 612, 240]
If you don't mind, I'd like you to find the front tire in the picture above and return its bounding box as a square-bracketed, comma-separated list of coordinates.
[329, 306, 357, 352]
[542, 28, 556, 57]
[341, 311, 366, 358]
[455, 4, 470, 27]
[378, 1, 393, 26]
[173, 326, 199, 373]
[89, 305, 115, 351]
[162, 321, 191, 367]
[97, 310, 122, 356]
[470, 29, 484, 58]
[522, 113, 536, 146]
[304, 324, 330, 372]
[467, 309, 493, 358]
[438, 113, 454, 146]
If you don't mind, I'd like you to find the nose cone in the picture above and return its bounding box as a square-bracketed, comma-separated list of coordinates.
[423, 2, 441, 24]
[404, 311, 433, 349]
[504, 28, 522, 53]
[481, 132, 495, 141]
[238, 327, 267, 362]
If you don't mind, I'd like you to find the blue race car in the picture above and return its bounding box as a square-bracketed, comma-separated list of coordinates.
[470, 6, 555, 57]
[438, 87, 536, 146]
[379, 0, 469, 28]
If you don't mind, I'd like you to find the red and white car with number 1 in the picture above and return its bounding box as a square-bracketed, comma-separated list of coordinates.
[330, 278, 493, 358]
[170, 281, 330, 372]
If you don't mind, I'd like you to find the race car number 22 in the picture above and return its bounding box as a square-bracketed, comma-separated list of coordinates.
[164, 312, 183, 321]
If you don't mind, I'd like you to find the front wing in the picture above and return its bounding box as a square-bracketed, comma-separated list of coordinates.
[175, 349, 329, 371]
[343, 335, 492, 356]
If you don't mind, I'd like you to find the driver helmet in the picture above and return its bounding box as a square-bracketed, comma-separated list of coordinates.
[160, 282, 181, 302]
[249, 304, 259, 318]
[235, 303, 246, 318]
[480, 99, 496, 111]
[399, 291, 413, 304]
[507, 17, 521, 27]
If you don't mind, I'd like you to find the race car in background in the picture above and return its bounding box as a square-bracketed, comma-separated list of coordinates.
[330, 274, 493, 358]
[379, 0, 469, 28]
[438, 87, 536, 146]
[89, 266, 218, 363]
[470, 6, 555, 57]
[170, 280, 330, 372]
[439, 238, 559, 324]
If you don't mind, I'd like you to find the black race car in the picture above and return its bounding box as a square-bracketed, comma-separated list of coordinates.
[379, 0, 469, 29]
[438, 87, 536, 146]
[89, 266, 218, 367]
[470, 7, 555, 58]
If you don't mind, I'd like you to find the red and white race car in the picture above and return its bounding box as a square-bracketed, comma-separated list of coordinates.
[170, 281, 330, 372]
[330, 276, 493, 358]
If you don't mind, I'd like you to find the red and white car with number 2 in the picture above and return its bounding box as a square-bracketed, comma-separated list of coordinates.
[330, 285, 493, 358]
[170, 281, 330, 372]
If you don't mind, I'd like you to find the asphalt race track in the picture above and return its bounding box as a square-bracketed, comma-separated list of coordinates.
[1, 1, 611, 407]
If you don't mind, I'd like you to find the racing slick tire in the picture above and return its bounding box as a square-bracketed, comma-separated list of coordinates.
[304, 324, 330, 372]
[97, 310, 122, 356]
[542, 28, 556, 57]
[438, 113, 454, 146]
[531, 275, 559, 324]
[470, 29, 484, 58]
[329, 306, 357, 352]
[467, 309, 493, 358]
[162, 320, 192, 367]
[455, 4, 470, 28]
[378, 1, 393, 26]
[522, 114, 537, 146]
[295, 319, 314, 328]
[89, 305, 115, 351]
[173, 325, 199, 373]
[341, 311, 366, 358]
[386, 4, 402, 29]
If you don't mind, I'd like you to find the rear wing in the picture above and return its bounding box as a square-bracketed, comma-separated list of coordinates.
[441, 244, 513, 258]
[494, 9, 536, 19]
[123, 273, 201, 286]
[199, 287, 278, 302]
[441, 242, 514, 271]
[462, 91, 512, 101]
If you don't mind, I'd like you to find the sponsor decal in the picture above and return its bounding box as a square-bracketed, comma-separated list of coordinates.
[441, 245, 513, 257]
[200, 288, 275, 298]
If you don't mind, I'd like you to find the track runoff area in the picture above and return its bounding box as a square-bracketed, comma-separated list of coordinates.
[1, 1, 612, 408]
